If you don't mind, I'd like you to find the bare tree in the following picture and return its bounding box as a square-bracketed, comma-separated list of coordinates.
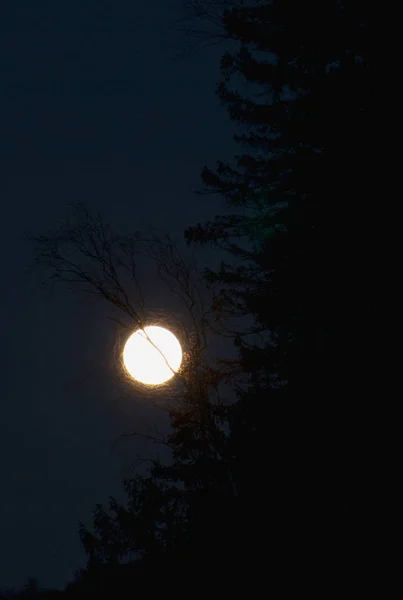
[26, 203, 211, 373]
[25, 203, 241, 460]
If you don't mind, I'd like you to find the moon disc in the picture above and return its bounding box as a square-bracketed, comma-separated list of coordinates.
[123, 325, 182, 385]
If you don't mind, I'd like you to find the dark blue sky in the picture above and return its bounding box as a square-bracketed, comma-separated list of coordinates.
[0, 0, 237, 590]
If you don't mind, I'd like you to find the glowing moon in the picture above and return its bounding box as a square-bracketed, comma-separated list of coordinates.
[123, 325, 182, 385]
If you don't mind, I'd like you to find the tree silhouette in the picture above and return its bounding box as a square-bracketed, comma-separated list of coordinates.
[182, 0, 374, 578]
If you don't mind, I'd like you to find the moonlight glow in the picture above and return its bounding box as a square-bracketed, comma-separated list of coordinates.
[123, 326, 182, 385]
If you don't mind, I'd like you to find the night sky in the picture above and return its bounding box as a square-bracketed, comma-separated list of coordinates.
[0, 1, 237, 590]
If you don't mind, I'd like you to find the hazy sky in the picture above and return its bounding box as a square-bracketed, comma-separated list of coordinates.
[0, 0, 237, 590]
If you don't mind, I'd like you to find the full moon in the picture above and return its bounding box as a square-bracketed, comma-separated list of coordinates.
[123, 325, 182, 385]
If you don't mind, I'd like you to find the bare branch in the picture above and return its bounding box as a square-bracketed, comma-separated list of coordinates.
[26, 204, 232, 393]
[165, 0, 241, 59]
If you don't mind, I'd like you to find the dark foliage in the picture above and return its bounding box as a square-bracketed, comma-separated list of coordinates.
[183, 0, 376, 579]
